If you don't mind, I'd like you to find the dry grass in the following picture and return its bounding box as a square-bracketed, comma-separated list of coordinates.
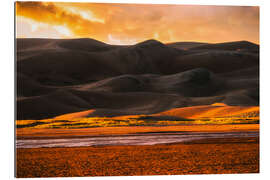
[16, 124, 259, 139]
[16, 137, 259, 177]
[16, 105, 259, 129]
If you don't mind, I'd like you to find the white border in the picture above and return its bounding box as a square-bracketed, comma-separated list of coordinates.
[1, 0, 269, 179]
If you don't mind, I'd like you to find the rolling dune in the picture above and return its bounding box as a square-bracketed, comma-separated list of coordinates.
[158, 105, 259, 119]
[16, 38, 259, 121]
[37, 103, 259, 126]
[190, 40, 259, 52]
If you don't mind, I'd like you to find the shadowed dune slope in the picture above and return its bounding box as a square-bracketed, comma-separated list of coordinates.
[190, 41, 259, 52]
[167, 42, 209, 50]
[16, 38, 57, 51]
[17, 39, 182, 85]
[57, 38, 122, 52]
[16, 38, 121, 52]
[17, 89, 188, 120]
[17, 73, 55, 97]
[16, 38, 259, 120]
[17, 39, 258, 84]
[220, 66, 259, 78]
[71, 67, 258, 104]
[18, 50, 119, 85]
[17, 90, 91, 120]
[73, 68, 224, 97]
[171, 51, 258, 74]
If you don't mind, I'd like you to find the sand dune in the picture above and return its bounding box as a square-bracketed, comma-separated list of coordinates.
[171, 51, 258, 74]
[16, 69, 258, 119]
[52, 104, 259, 120]
[190, 41, 259, 52]
[29, 103, 259, 128]
[17, 89, 189, 120]
[57, 38, 122, 52]
[17, 39, 182, 85]
[16, 38, 259, 120]
[158, 105, 259, 119]
[17, 73, 55, 97]
[73, 68, 224, 97]
[220, 66, 259, 78]
[17, 38, 258, 84]
[17, 90, 90, 120]
[167, 42, 209, 50]
[16, 38, 121, 52]
[16, 38, 58, 51]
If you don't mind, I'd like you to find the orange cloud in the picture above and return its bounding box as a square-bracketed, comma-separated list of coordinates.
[16, 2, 107, 41]
[16, 2, 259, 44]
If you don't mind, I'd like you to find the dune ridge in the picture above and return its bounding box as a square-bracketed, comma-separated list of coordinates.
[51, 104, 259, 121]
[16, 38, 259, 120]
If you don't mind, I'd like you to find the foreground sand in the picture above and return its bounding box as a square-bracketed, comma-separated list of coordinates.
[16, 125, 259, 177]
[16, 136, 259, 178]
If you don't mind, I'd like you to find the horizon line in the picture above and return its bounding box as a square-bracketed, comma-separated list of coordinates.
[15, 37, 260, 46]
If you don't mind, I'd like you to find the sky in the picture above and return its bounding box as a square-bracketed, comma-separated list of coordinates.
[16, 1, 259, 45]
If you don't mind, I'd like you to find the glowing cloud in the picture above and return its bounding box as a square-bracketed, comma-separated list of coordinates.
[107, 34, 137, 45]
[16, 16, 65, 38]
[16, 2, 259, 44]
[53, 25, 73, 37]
[62, 6, 105, 23]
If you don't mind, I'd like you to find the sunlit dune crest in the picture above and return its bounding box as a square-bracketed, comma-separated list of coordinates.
[54, 109, 95, 120]
[16, 105, 259, 129]
[159, 105, 259, 119]
[211, 102, 227, 106]
[33, 105, 258, 121]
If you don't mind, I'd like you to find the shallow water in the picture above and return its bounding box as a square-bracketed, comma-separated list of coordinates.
[16, 131, 258, 148]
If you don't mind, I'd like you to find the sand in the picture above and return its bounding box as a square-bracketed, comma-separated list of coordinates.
[15, 38, 260, 177]
[16, 136, 259, 178]
[17, 38, 259, 120]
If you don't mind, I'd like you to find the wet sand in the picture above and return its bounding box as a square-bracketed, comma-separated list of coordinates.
[16, 137, 259, 178]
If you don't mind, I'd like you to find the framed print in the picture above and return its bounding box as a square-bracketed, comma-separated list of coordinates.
[15, 1, 259, 178]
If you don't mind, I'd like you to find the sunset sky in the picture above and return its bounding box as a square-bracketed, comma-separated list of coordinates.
[16, 1, 259, 45]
